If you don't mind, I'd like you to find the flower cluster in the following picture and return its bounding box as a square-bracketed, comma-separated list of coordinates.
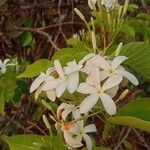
[30, 52, 138, 149]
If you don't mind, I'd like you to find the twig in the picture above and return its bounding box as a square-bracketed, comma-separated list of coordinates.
[133, 129, 150, 150]
[114, 128, 131, 150]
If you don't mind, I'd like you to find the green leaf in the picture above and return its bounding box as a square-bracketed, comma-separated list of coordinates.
[116, 98, 150, 121]
[20, 32, 33, 47]
[108, 116, 150, 132]
[2, 134, 50, 150]
[108, 98, 150, 132]
[2, 135, 67, 150]
[121, 42, 150, 80]
[17, 59, 51, 78]
[51, 48, 89, 66]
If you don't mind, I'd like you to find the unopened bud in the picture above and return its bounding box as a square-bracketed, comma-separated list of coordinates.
[43, 115, 51, 129]
[115, 42, 123, 56]
[118, 89, 129, 100]
[74, 8, 85, 21]
[92, 31, 97, 51]
[42, 100, 52, 111]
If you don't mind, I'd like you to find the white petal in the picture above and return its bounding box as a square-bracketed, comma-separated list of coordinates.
[0, 60, 3, 68]
[63, 131, 83, 148]
[46, 90, 56, 102]
[54, 59, 65, 78]
[99, 93, 116, 115]
[79, 94, 99, 114]
[46, 67, 54, 75]
[1, 67, 6, 74]
[56, 82, 67, 97]
[42, 79, 61, 91]
[57, 103, 71, 118]
[67, 72, 79, 93]
[102, 75, 122, 91]
[34, 85, 43, 100]
[111, 56, 127, 69]
[84, 124, 97, 133]
[88, 0, 97, 9]
[100, 71, 109, 81]
[72, 109, 81, 120]
[90, 65, 100, 88]
[83, 134, 93, 150]
[105, 85, 119, 98]
[116, 70, 139, 85]
[30, 74, 46, 93]
[91, 55, 110, 70]
[78, 53, 95, 66]
[4, 59, 10, 65]
[62, 109, 72, 120]
[80, 60, 93, 74]
[77, 83, 96, 94]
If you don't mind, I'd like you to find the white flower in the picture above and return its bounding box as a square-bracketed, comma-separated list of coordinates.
[0, 59, 14, 74]
[77, 66, 122, 115]
[92, 55, 139, 85]
[61, 122, 83, 148]
[101, 0, 118, 9]
[46, 60, 81, 98]
[57, 103, 80, 121]
[88, 0, 97, 9]
[30, 68, 60, 101]
[64, 60, 83, 93]
[75, 121, 97, 150]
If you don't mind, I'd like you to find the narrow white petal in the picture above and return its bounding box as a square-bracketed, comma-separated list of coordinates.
[62, 109, 72, 120]
[102, 75, 122, 91]
[30, 75, 45, 93]
[42, 79, 62, 91]
[0, 60, 3, 67]
[105, 85, 119, 98]
[35, 85, 43, 100]
[83, 134, 93, 150]
[91, 55, 110, 70]
[63, 131, 83, 148]
[78, 53, 95, 66]
[80, 60, 93, 74]
[77, 83, 96, 94]
[56, 82, 67, 97]
[88, 0, 97, 9]
[1, 67, 6, 74]
[46, 90, 56, 102]
[79, 94, 99, 114]
[4, 59, 10, 65]
[116, 70, 139, 85]
[90, 65, 101, 88]
[99, 93, 116, 115]
[84, 124, 97, 133]
[67, 72, 79, 93]
[100, 71, 109, 81]
[72, 109, 81, 120]
[111, 56, 127, 69]
[54, 59, 65, 78]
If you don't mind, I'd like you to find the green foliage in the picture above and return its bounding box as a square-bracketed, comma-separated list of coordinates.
[20, 32, 33, 47]
[18, 44, 89, 78]
[121, 42, 150, 81]
[0, 72, 17, 115]
[2, 135, 67, 150]
[17, 59, 51, 78]
[108, 98, 150, 132]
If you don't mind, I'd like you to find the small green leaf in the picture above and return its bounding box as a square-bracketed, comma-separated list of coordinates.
[20, 32, 33, 47]
[17, 59, 51, 78]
